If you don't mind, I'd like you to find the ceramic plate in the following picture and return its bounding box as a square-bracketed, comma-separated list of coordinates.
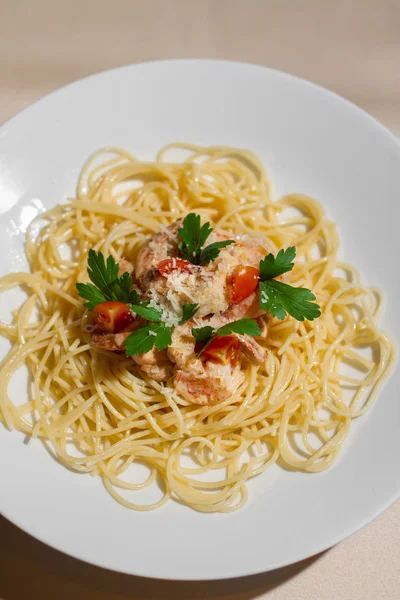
[0, 60, 399, 580]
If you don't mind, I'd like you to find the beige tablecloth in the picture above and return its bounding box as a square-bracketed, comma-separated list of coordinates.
[1, 2, 399, 599]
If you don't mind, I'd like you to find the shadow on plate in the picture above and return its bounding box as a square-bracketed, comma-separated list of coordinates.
[0, 515, 325, 600]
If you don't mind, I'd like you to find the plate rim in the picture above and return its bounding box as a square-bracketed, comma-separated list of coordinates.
[1, 57, 400, 151]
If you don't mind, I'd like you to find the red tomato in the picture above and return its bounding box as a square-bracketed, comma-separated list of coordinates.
[201, 336, 240, 366]
[157, 258, 193, 277]
[230, 265, 260, 303]
[93, 301, 133, 333]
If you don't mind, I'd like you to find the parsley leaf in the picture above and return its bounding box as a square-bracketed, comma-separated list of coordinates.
[192, 319, 261, 357]
[87, 249, 119, 293]
[192, 326, 214, 344]
[178, 212, 235, 265]
[178, 213, 212, 260]
[153, 324, 173, 350]
[128, 289, 144, 305]
[180, 303, 199, 325]
[217, 318, 261, 337]
[125, 323, 173, 356]
[77, 250, 139, 309]
[259, 280, 321, 321]
[259, 247, 296, 280]
[128, 304, 162, 322]
[75, 283, 107, 311]
[112, 271, 136, 304]
[257, 246, 321, 322]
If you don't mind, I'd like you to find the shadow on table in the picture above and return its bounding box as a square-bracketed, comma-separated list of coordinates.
[0, 515, 325, 600]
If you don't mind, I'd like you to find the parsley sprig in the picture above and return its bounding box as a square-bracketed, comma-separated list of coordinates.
[258, 247, 321, 321]
[178, 213, 236, 265]
[192, 318, 261, 356]
[76, 250, 174, 356]
[125, 323, 173, 356]
[76, 250, 138, 310]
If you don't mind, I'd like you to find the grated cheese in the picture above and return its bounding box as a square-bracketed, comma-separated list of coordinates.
[147, 288, 181, 327]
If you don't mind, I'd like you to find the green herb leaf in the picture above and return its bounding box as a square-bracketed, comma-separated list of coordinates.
[154, 324, 173, 350]
[257, 247, 321, 322]
[200, 240, 236, 264]
[128, 289, 140, 304]
[178, 213, 212, 264]
[178, 212, 235, 265]
[77, 250, 146, 311]
[125, 323, 173, 356]
[129, 304, 162, 322]
[181, 213, 213, 251]
[75, 283, 107, 311]
[111, 271, 134, 303]
[87, 249, 119, 293]
[192, 326, 214, 344]
[124, 326, 155, 356]
[259, 280, 321, 321]
[217, 318, 261, 337]
[259, 247, 296, 280]
[180, 303, 199, 325]
[191, 325, 215, 357]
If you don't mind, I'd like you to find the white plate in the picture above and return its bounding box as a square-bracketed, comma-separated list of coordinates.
[0, 60, 399, 580]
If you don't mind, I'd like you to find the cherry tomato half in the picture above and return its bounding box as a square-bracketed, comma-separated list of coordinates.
[157, 258, 193, 277]
[93, 301, 133, 333]
[201, 336, 240, 366]
[230, 265, 260, 303]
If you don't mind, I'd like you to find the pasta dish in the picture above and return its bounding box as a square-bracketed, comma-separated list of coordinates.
[0, 144, 394, 512]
